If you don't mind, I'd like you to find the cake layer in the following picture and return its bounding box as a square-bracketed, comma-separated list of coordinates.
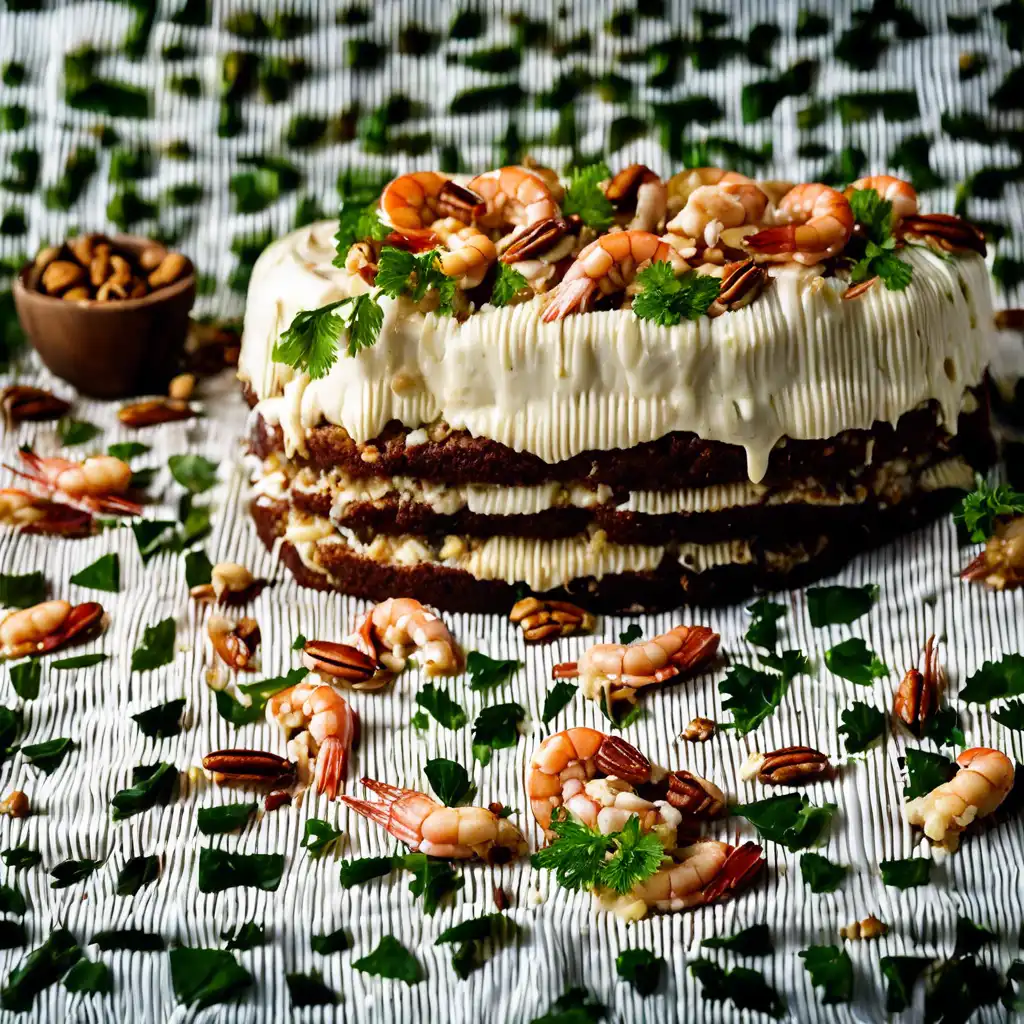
[239, 222, 993, 482]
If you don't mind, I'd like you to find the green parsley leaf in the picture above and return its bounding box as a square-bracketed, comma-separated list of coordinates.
[953, 916, 996, 958]
[489, 262, 529, 307]
[598, 816, 665, 894]
[926, 954, 1003, 1023]
[169, 947, 253, 1009]
[58, 418, 101, 447]
[994, 699, 1024, 730]
[131, 519, 177, 563]
[436, 913, 514, 945]
[50, 654, 106, 670]
[273, 298, 346, 379]
[800, 945, 853, 1004]
[291, 633, 307, 651]
[872, 249, 914, 290]
[333, 197, 388, 259]
[632, 264, 721, 326]
[719, 664, 791, 735]
[111, 762, 177, 820]
[757, 648, 811, 681]
[825, 637, 888, 684]
[0, 571, 45, 609]
[22, 737, 74, 774]
[0, 883, 25, 916]
[197, 848, 284, 893]
[542, 680, 577, 722]
[846, 188, 913, 291]
[9, 661, 41, 700]
[800, 852, 847, 893]
[131, 698, 185, 739]
[50, 857, 102, 889]
[90, 929, 164, 952]
[961, 654, 1024, 702]
[115, 854, 159, 896]
[311, 926, 350, 955]
[702, 923, 774, 955]
[562, 162, 614, 230]
[0, 706, 20, 764]
[300, 818, 342, 858]
[616, 948, 663, 996]
[375, 247, 457, 313]
[286, 971, 337, 1007]
[1, 845, 41, 871]
[130, 617, 176, 672]
[107, 441, 149, 461]
[689, 959, 785, 1018]
[400, 852, 463, 914]
[221, 922, 266, 951]
[955, 481, 1024, 542]
[471, 701, 525, 764]
[848, 188, 895, 242]
[0, 928, 83, 1012]
[467, 651, 520, 690]
[69, 553, 119, 592]
[903, 747, 957, 799]
[197, 802, 256, 835]
[746, 598, 786, 650]
[184, 549, 213, 588]
[338, 856, 396, 888]
[806, 583, 878, 626]
[880, 857, 931, 889]
[733, 793, 835, 851]
[215, 667, 304, 725]
[63, 958, 111, 995]
[424, 757, 474, 806]
[168, 453, 218, 493]
[838, 701, 886, 753]
[344, 291, 385, 356]
[352, 935, 421, 984]
[881, 955, 932, 1012]
[414, 683, 467, 730]
[923, 706, 966, 747]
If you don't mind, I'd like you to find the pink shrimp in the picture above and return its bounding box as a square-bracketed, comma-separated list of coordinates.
[541, 230, 689, 321]
[342, 778, 527, 861]
[466, 166, 560, 231]
[429, 217, 497, 286]
[605, 164, 668, 233]
[0, 489, 93, 537]
[7, 451, 140, 516]
[668, 183, 769, 243]
[666, 167, 756, 206]
[0, 600, 104, 660]
[267, 680, 355, 799]
[379, 171, 485, 240]
[846, 175, 919, 221]
[350, 597, 462, 682]
[746, 183, 854, 264]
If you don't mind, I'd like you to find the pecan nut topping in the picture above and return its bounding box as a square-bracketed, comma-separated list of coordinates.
[436, 180, 486, 222]
[594, 735, 652, 784]
[900, 213, 986, 257]
[118, 398, 195, 428]
[203, 749, 296, 787]
[666, 770, 725, 818]
[604, 163, 659, 204]
[712, 260, 769, 314]
[681, 716, 715, 742]
[842, 277, 879, 302]
[508, 596, 595, 643]
[208, 615, 261, 671]
[1, 385, 71, 426]
[893, 635, 939, 736]
[757, 746, 833, 785]
[302, 640, 378, 683]
[499, 217, 569, 263]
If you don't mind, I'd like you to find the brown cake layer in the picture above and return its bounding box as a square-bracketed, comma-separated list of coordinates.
[250, 485, 969, 614]
[246, 382, 995, 490]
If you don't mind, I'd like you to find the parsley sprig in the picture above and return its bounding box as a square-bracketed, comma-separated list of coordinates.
[530, 810, 664, 894]
[955, 478, 1024, 542]
[375, 247, 457, 312]
[632, 263, 721, 326]
[332, 197, 388, 264]
[562, 161, 615, 230]
[848, 188, 913, 291]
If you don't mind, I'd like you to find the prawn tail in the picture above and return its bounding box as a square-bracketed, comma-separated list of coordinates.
[541, 277, 596, 322]
[314, 736, 348, 799]
[88, 494, 144, 516]
[700, 841, 765, 904]
[744, 225, 797, 254]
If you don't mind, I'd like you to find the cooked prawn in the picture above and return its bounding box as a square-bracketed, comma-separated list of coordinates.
[668, 183, 769, 246]
[903, 746, 1015, 851]
[846, 175, 918, 221]
[0, 489, 92, 536]
[429, 217, 497, 286]
[666, 167, 756, 207]
[0, 600, 104, 660]
[379, 172, 485, 240]
[746, 183, 854, 265]
[7, 451, 139, 516]
[606, 165, 668, 233]
[541, 230, 689, 321]
[553, 624, 720, 709]
[342, 778, 527, 861]
[960, 516, 1024, 590]
[466, 166, 560, 231]
[267, 680, 355, 799]
[349, 597, 462, 682]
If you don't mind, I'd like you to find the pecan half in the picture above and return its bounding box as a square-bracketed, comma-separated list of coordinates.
[209, 615, 261, 671]
[995, 308, 1024, 331]
[203, 749, 296, 787]
[302, 640, 378, 683]
[900, 213, 986, 257]
[437, 180, 486, 222]
[893, 635, 940, 735]
[118, 398, 195, 428]
[499, 217, 569, 263]
[509, 596, 595, 643]
[1, 385, 71, 426]
[604, 163, 658, 204]
[757, 746, 832, 785]
[594, 735, 651, 784]
[264, 789, 292, 812]
[666, 770, 725, 818]
[682, 716, 715, 742]
[711, 260, 769, 315]
[842, 277, 879, 302]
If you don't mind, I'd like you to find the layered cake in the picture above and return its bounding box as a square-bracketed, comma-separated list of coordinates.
[239, 165, 995, 612]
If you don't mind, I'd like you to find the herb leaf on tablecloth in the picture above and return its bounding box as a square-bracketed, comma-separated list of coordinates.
[467, 651, 520, 690]
[800, 852, 847, 893]
[800, 945, 853, 1004]
[880, 857, 931, 889]
[471, 702, 525, 764]
[702, 923, 774, 955]
[352, 935, 421, 985]
[616, 948, 664, 996]
[69, 553, 119, 592]
[733, 794, 835, 851]
[839, 701, 885, 752]
[300, 818, 342, 858]
[169, 947, 253, 1009]
[132, 698, 185, 738]
[424, 758, 474, 806]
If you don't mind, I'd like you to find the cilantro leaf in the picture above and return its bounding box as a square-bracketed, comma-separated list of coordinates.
[961, 654, 1024, 703]
[955, 480, 1024, 542]
[375, 247, 456, 313]
[333, 197, 388, 260]
[184, 548, 212, 590]
[847, 188, 913, 291]
[300, 818, 342, 858]
[880, 857, 931, 889]
[0, 928, 83, 1012]
[110, 762, 177, 820]
[806, 583, 878, 626]
[800, 945, 853, 1004]
[848, 188, 895, 242]
[922, 706, 966, 747]
[490, 262, 529, 307]
[399, 852, 463, 914]
[632, 264, 720, 326]
[838, 701, 885, 752]
[466, 651, 520, 690]
[616, 948, 664, 996]
[58, 417, 101, 447]
[374, 247, 418, 297]
[69, 553, 119, 592]
[758, 648, 811, 681]
[9, 661, 40, 700]
[872, 249, 914, 290]
[50, 857, 102, 889]
[63, 959, 111, 995]
[542, 680, 577, 722]
[619, 623, 643, 645]
[352, 935, 421, 985]
[471, 701, 525, 765]
[344, 291, 385, 356]
[719, 664, 791, 734]
[197, 802, 256, 836]
[215, 668, 303, 726]
[436, 914, 515, 979]
[732, 793, 835, 851]
[414, 683, 467, 730]
[50, 654, 106, 670]
[903, 747, 957, 799]
[597, 816, 665, 894]
[221, 922, 266, 951]
[130, 617, 176, 672]
[107, 441, 149, 461]
[286, 971, 337, 1007]
[131, 519, 177, 563]
[562, 162, 614, 230]
[702, 924, 774, 956]
[825, 637, 889, 684]
[272, 299, 346, 379]
[800, 852, 847, 893]
[311, 926, 350, 955]
[926, 954, 1003, 1023]
[689, 959, 785, 1018]
[881, 955, 932, 1012]
[746, 597, 786, 650]
[424, 757, 474, 806]
[115, 854, 159, 896]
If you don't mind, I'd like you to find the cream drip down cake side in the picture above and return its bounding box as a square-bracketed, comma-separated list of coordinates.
[237, 166, 996, 612]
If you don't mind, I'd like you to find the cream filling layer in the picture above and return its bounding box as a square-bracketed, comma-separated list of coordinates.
[239, 221, 994, 482]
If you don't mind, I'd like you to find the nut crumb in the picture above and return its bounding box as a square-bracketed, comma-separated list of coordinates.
[740, 751, 766, 781]
[682, 716, 715, 742]
[0, 791, 30, 818]
[840, 915, 888, 941]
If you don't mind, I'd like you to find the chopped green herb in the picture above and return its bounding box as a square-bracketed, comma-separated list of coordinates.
[955, 481, 1024, 543]
[311, 926, 350, 955]
[51, 653, 106, 670]
[400, 852, 463, 914]
[168, 947, 253, 1009]
[50, 857, 102, 889]
[825, 637, 888, 685]
[63, 958, 111, 995]
[633, 264, 720, 326]
[954, 916, 996, 958]
[111, 762, 176, 820]
[22, 737, 74, 774]
[903, 747, 957, 799]
[352, 935, 421, 985]
[131, 698, 185, 739]
[168, 454, 218, 493]
[215, 668, 304, 726]
[414, 683, 467, 730]
[69, 553, 119, 593]
[702, 923, 773, 955]
[286, 971, 337, 1007]
[0, 928, 82, 1013]
[300, 818, 343, 858]
[0, 706, 20, 763]
[115, 854, 159, 896]
[2, 845, 41, 870]
[961, 654, 1024, 703]
[106, 189, 157, 230]
[847, 189, 914, 291]
[130, 617, 176, 672]
[424, 757, 474, 807]
[745, 598, 786, 650]
[449, 8, 483, 39]
[542, 681, 577, 722]
[616, 948, 663, 996]
[923, 706, 965, 747]
[91, 929, 164, 952]
[800, 945, 853, 1004]
[838, 701, 885, 753]
[10, 661, 41, 700]
[0, 883, 26, 916]
[562, 162, 614, 231]
[0, 571, 46, 608]
[218, 922, 265, 951]
[719, 664, 791, 735]
[732, 793, 835, 851]
[689, 959, 785, 1018]
[339, 856, 396, 888]
[197, 848, 284, 893]
[449, 83, 524, 115]
[273, 293, 384, 377]
[881, 955, 932, 1012]
[489, 263, 530, 307]
[471, 702, 525, 765]
[376, 247, 457, 312]
[131, 520, 177, 563]
[197, 802, 256, 835]
[800, 852, 847, 893]
[467, 651, 520, 691]
[806, 583, 878, 627]
[880, 857, 931, 889]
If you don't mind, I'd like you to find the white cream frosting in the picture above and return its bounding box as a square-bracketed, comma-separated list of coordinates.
[239, 221, 994, 483]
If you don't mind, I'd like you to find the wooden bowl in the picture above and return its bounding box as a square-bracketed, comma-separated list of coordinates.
[12, 235, 196, 399]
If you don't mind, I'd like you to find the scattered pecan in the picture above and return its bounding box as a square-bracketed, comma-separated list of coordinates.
[666, 770, 725, 818]
[492, 886, 508, 911]
[604, 163, 659, 205]
[757, 746, 833, 785]
[961, 517, 1024, 591]
[682, 716, 715, 742]
[499, 217, 570, 263]
[264, 789, 292, 812]
[302, 639, 378, 684]
[509, 596, 595, 643]
[711, 260, 769, 315]
[594, 735, 652, 784]
[118, 398, 195, 428]
[168, 373, 196, 401]
[208, 615, 261, 671]
[203, 749, 296, 787]
[1, 385, 71, 427]
[437, 180, 486, 222]
[0, 791, 30, 818]
[893, 634, 940, 735]
[900, 213, 986, 257]
[842, 277, 879, 302]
